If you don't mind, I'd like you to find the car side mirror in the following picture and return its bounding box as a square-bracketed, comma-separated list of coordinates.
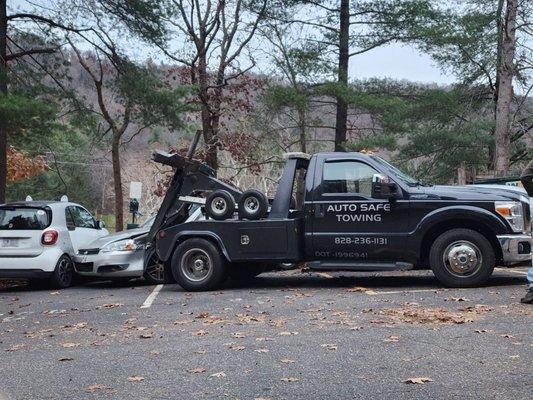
[96, 220, 105, 229]
[372, 174, 398, 199]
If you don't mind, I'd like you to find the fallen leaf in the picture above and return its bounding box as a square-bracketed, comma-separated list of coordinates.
[194, 330, 208, 336]
[383, 336, 400, 343]
[196, 312, 209, 319]
[5, 344, 26, 352]
[140, 333, 153, 339]
[127, 376, 145, 382]
[187, 368, 206, 374]
[321, 343, 338, 350]
[232, 332, 245, 338]
[255, 348, 269, 353]
[210, 371, 226, 378]
[58, 357, 74, 362]
[280, 359, 296, 364]
[281, 377, 299, 382]
[404, 377, 433, 384]
[279, 331, 299, 336]
[61, 342, 80, 348]
[84, 384, 108, 393]
[150, 350, 160, 356]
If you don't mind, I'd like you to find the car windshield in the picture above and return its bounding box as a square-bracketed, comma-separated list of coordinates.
[370, 156, 420, 186]
[0, 207, 50, 230]
[141, 216, 155, 229]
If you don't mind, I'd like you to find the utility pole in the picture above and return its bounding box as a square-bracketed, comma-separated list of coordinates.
[0, 0, 8, 203]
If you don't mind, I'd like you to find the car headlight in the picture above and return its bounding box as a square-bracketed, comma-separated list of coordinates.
[495, 201, 524, 233]
[101, 239, 144, 253]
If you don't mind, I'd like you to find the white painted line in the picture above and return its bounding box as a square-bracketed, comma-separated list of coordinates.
[365, 288, 451, 296]
[141, 284, 164, 309]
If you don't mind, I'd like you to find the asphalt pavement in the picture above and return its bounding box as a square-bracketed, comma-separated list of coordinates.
[0, 267, 532, 400]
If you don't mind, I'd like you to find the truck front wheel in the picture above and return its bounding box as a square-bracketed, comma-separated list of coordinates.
[171, 238, 227, 291]
[429, 228, 495, 287]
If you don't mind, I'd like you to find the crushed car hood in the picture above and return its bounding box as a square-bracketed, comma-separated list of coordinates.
[82, 227, 149, 249]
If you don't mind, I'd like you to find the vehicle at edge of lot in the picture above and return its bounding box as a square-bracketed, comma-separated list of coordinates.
[0, 200, 109, 288]
[146, 135, 532, 291]
[73, 205, 205, 284]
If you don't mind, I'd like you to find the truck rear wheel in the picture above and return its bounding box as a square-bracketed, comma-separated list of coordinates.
[205, 190, 236, 220]
[171, 238, 227, 291]
[429, 228, 495, 287]
[238, 189, 268, 220]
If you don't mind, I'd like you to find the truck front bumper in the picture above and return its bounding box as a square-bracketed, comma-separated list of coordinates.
[497, 234, 532, 265]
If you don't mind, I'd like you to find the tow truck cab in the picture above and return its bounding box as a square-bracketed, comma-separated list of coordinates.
[152, 150, 532, 290]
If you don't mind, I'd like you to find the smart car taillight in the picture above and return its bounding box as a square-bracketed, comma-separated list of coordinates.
[41, 230, 58, 245]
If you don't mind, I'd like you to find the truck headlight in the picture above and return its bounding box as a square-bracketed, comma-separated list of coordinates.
[495, 201, 524, 233]
[101, 239, 144, 253]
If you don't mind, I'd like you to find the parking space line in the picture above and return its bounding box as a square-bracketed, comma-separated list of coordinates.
[141, 284, 164, 309]
[364, 288, 451, 296]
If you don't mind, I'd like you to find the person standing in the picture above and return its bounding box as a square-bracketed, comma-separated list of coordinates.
[520, 157, 533, 304]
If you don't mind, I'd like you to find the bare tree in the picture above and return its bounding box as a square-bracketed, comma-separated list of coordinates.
[157, 0, 267, 172]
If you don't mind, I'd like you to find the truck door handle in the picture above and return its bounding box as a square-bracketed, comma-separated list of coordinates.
[315, 204, 325, 218]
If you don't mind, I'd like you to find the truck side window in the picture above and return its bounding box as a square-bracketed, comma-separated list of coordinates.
[322, 161, 377, 197]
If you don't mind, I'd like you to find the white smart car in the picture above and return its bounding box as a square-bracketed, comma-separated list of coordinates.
[0, 200, 109, 288]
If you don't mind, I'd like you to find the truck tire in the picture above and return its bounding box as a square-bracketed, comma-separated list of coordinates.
[50, 254, 74, 289]
[206, 190, 236, 220]
[429, 228, 495, 287]
[228, 263, 264, 280]
[238, 189, 268, 220]
[171, 238, 227, 291]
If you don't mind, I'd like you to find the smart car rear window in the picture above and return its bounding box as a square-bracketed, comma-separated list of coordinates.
[0, 207, 50, 230]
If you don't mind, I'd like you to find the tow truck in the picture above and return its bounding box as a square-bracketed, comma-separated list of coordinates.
[148, 132, 532, 291]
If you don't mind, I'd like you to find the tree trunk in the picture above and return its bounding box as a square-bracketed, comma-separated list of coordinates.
[493, 0, 517, 174]
[0, 0, 8, 203]
[111, 136, 124, 232]
[197, 53, 218, 173]
[334, 0, 350, 152]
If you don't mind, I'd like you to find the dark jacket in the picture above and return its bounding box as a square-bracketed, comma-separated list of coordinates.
[521, 158, 533, 197]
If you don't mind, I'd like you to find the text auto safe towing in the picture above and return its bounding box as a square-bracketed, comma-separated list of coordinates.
[148, 136, 532, 291]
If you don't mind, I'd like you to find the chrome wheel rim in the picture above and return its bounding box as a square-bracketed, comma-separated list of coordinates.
[211, 197, 227, 216]
[57, 258, 72, 284]
[181, 249, 212, 282]
[442, 240, 482, 277]
[146, 254, 165, 282]
[244, 197, 259, 214]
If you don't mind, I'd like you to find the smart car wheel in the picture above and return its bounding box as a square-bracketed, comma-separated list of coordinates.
[144, 248, 173, 284]
[205, 190, 236, 220]
[429, 228, 495, 287]
[50, 255, 74, 289]
[238, 189, 268, 220]
[171, 238, 227, 291]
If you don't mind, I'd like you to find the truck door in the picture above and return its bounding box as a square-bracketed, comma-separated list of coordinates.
[311, 159, 409, 262]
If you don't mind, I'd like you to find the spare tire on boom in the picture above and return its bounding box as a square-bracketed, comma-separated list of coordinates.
[238, 189, 268, 220]
[205, 190, 236, 220]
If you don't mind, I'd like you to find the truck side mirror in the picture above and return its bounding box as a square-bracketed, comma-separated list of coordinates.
[372, 174, 398, 199]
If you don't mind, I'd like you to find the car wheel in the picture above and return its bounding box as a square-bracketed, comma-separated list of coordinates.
[50, 255, 74, 289]
[205, 190, 236, 220]
[144, 248, 173, 284]
[171, 238, 227, 291]
[228, 263, 264, 280]
[429, 228, 495, 287]
[237, 189, 268, 220]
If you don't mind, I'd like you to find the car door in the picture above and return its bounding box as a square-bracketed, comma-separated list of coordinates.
[66, 206, 101, 252]
[311, 159, 409, 262]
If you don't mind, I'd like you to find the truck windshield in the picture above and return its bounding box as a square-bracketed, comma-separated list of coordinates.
[0, 207, 50, 230]
[370, 156, 420, 186]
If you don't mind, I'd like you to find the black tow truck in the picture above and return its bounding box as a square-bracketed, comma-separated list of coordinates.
[148, 136, 532, 291]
